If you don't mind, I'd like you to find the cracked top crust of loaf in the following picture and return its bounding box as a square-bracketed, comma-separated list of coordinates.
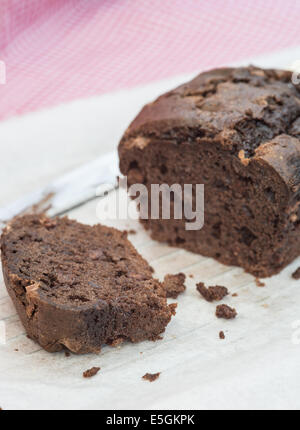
[120, 66, 300, 196]
[121, 67, 300, 150]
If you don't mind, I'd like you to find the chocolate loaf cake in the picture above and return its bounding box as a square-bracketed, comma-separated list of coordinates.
[0, 215, 175, 353]
[119, 66, 300, 277]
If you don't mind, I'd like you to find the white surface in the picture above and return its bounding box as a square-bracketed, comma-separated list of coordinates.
[1, 46, 300, 410]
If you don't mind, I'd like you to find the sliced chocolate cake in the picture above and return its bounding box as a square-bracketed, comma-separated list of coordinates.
[0, 215, 176, 353]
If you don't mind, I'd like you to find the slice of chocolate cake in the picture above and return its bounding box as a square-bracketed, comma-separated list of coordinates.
[119, 66, 300, 277]
[0, 215, 176, 353]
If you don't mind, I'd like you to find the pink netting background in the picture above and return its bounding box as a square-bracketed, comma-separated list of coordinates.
[1, 0, 300, 120]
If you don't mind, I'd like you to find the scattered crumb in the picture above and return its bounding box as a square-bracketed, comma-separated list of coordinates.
[163, 273, 186, 298]
[196, 282, 228, 302]
[140, 352, 143, 354]
[122, 228, 136, 236]
[142, 372, 160, 382]
[262, 304, 269, 308]
[110, 337, 124, 347]
[219, 331, 225, 339]
[189, 274, 194, 279]
[255, 278, 265, 287]
[83, 366, 101, 378]
[292, 267, 300, 280]
[216, 304, 237, 319]
[232, 293, 238, 297]
[14, 348, 18, 351]
[64, 351, 70, 357]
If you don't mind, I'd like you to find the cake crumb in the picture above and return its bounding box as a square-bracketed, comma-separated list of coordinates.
[14, 348, 18, 351]
[219, 331, 225, 339]
[189, 274, 194, 279]
[142, 372, 160, 382]
[216, 304, 237, 319]
[163, 273, 186, 298]
[128, 229, 136, 235]
[292, 267, 300, 280]
[255, 278, 265, 287]
[110, 337, 124, 347]
[232, 293, 238, 297]
[83, 366, 100, 378]
[64, 351, 70, 357]
[196, 282, 228, 302]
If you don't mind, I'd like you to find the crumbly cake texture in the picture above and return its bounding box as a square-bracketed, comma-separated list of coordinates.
[216, 304, 237, 319]
[0, 215, 176, 354]
[162, 273, 186, 298]
[196, 282, 228, 302]
[119, 66, 300, 277]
